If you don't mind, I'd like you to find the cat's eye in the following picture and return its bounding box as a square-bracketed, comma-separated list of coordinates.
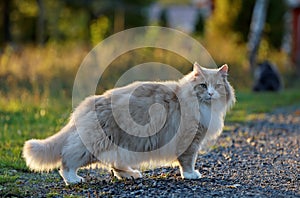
[199, 83, 207, 89]
[216, 84, 224, 89]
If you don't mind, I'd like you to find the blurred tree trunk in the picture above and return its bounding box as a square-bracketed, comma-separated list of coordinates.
[291, 7, 300, 75]
[36, 0, 45, 45]
[114, 6, 124, 33]
[248, 0, 269, 73]
[3, 0, 11, 44]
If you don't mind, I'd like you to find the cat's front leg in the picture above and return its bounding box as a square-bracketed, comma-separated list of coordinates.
[178, 154, 202, 179]
[181, 169, 202, 179]
[177, 138, 202, 179]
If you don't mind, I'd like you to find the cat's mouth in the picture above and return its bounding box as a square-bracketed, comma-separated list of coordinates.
[205, 96, 213, 101]
[203, 97, 213, 103]
[204, 97, 211, 101]
[204, 95, 220, 102]
[196, 94, 217, 103]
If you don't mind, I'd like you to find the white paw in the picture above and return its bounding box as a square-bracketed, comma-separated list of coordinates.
[132, 170, 142, 179]
[113, 169, 142, 179]
[182, 170, 202, 179]
[69, 175, 85, 184]
[59, 169, 85, 185]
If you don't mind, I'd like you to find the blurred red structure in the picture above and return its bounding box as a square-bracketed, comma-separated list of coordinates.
[289, 0, 300, 73]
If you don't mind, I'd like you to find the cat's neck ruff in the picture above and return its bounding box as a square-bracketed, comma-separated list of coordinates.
[198, 101, 226, 128]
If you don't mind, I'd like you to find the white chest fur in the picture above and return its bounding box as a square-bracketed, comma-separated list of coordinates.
[199, 102, 225, 140]
[199, 104, 212, 128]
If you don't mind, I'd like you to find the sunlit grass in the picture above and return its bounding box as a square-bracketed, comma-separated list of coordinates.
[226, 89, 300, 123]
[0, 44, 87, 100]
[0, 97, 71, 170]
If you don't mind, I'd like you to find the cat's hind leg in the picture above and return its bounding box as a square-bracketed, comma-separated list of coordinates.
[112, 166, 142, 179]
[60, 137, 96, 185]
[59, 168, 85, 185]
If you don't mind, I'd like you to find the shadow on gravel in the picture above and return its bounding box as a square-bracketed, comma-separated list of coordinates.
[54, 175, 300, 197]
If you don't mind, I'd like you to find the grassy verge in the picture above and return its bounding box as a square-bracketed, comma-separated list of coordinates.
[0, 97, 71, 171]
[226, 88, 300, 123]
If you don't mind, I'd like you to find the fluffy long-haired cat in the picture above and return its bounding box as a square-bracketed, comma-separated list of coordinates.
[23, 63, 235, 185]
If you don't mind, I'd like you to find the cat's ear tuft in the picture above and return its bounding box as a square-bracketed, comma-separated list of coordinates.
[193, 62, 203, 77]
[218, 64, 228, 77]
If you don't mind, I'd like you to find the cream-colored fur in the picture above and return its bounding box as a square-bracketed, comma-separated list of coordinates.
[23, 63, 235, 185]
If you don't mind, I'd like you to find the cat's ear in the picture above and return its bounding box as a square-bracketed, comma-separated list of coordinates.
[193, 62, 204, 77]
[218, 64, 228, 77]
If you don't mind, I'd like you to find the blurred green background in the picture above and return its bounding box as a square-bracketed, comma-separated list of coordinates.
[1, 0, 298, 101]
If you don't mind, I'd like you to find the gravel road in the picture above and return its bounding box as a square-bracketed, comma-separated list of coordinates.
[3, 106, 300, 197]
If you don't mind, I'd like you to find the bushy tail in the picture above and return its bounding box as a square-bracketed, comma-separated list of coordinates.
[23, 124, 74, 172]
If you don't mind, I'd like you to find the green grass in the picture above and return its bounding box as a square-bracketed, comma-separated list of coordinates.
[0, 174, 19, 185]
[0, 89, 300, 196]
[226, 88, 300, 123]
[0, 97, 71, 170]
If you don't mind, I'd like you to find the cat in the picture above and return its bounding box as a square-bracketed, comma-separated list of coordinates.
[23, 62, 235, 185]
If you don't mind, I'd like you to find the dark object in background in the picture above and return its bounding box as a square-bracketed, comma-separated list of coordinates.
[253, 61, 282, 92]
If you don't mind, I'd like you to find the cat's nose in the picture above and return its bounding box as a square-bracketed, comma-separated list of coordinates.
[208, 92, 214, 96]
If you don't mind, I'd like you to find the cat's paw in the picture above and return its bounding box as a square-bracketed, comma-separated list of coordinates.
[113, 169, 142, 179]
[68, 175, 85, 184]
[132, 170, 142, 179]
[182, 170, 202, 179]
[59, 169, 85, 185]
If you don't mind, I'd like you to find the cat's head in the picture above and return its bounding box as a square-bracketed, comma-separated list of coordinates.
[189, 62, 235, 108]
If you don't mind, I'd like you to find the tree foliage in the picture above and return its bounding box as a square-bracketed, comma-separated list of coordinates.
[0, 0, 155, 46]
[206, 0, 287, 49]
[206, 0, 242, 39]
